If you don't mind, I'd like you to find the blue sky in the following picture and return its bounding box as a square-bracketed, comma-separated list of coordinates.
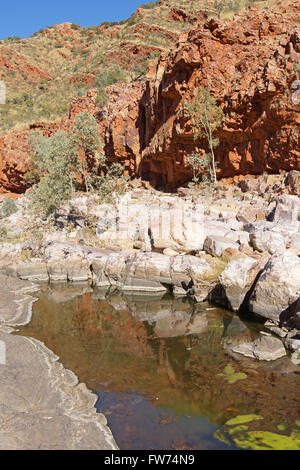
[0, 0, 146, 39]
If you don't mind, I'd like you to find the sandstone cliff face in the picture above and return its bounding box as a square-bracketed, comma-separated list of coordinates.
[137, 1, 300, 188]
[0, 1, 299, 193]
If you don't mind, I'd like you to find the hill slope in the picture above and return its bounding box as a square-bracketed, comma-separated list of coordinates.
[0, 0, 280, 132]
[0, 0, 299, 193]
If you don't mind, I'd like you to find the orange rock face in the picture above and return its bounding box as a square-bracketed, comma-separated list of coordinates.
[137, 2, 300, 188]
[0, 1, 299, 193]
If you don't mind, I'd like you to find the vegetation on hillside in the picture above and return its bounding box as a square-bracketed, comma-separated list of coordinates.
[26, 112, 127, 217]
[0, 0, 283, 132]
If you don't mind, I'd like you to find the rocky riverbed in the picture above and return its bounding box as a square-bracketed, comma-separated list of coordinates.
[0, 171, 299, 361]
[0, 274, 118, 450]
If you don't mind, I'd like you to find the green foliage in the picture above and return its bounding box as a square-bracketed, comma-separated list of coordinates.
[216, 420, 300, 450]
[10, 93, 34, 107]
[119, 15, 138, 26]
[24, 169, 40, 185]
[27, 112, 126, 216]
[95, 65, 127, 107]
[217, 364, 247, 384]
[71, 111, 101, 156]
[149, 51, 161, 59]
[1, 198, 18, 218]
[28, 130, 78, 217]
[93, 161, 128, 202]
[185, 87, 223, 183]
[0, 223, 7, 240]
[71, 111, 102, 193]
[185, 151, 212, 186]
[70, 23, 81, 30]
[231, 430, 300, 450]
[140, 1, 159, 9]
[30, 172, 72, 217]
[209, 0, 242, 18]
[225, 414, 263, 426]
[100, 21, 119, 28]
[96, 66, 127, 89]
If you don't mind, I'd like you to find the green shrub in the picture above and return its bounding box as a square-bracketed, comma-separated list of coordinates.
[95, 66, 127, 107]
[27, 112, 127, 216]
[149, 51, 161, 59]
[140, 1, 158, 9]
[119, 15, 137, 26]
[92, 161, 128, 202]
[100, 21, 119, 28]
[1, 198, 18, 218]
[28, 130, 78, 217]
[96, 66, 127, 89]
[0, 223, 7, 239]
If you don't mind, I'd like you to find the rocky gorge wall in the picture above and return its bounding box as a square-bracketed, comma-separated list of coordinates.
[138, 1, 300, 188]
[0, 1, 299, 193]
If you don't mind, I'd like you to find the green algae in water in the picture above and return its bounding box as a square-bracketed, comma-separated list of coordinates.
[218, 364, 247, 384]
[226, 415, 263, 426]
[216, 418, 300, 450]
[233, 431, 300, 450]
[277, 424, 286, 431]
[228, 425, 249, 435]
[213, 429, 232, 447]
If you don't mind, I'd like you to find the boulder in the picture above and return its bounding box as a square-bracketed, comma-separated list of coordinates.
[286, 170, 300, 195]
[230, 335, 287, 361]
[239, 178, 260, 193]
[218, 257, 266, 311]
[288, 234, 300, 255]
[249, 230, 286, 254]
[268, 194, 300, 226]
[236, 206, 266, 223]
[249, 252, 300, 322]
[203, 235, 240, 257]
[284, 336, 300, 353]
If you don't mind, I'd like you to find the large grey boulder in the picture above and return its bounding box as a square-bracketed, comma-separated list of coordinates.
[269, 194, 300, 225]
[219, 257, 267, 312]
[286, 170, 300, 195]
[249, 230, 286, 254]
[249, 252, 300, 322]
[288, 234, 300, 255]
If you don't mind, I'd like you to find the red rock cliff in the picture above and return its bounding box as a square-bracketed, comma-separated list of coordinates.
[137, 1, 300, 188]
[0, 1, 299, 193]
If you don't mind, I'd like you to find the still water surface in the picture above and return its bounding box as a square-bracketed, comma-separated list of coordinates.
[16, 283, 300, 450]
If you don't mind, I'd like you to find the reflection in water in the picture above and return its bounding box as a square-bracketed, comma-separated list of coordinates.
[16, 284, 300, 450]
